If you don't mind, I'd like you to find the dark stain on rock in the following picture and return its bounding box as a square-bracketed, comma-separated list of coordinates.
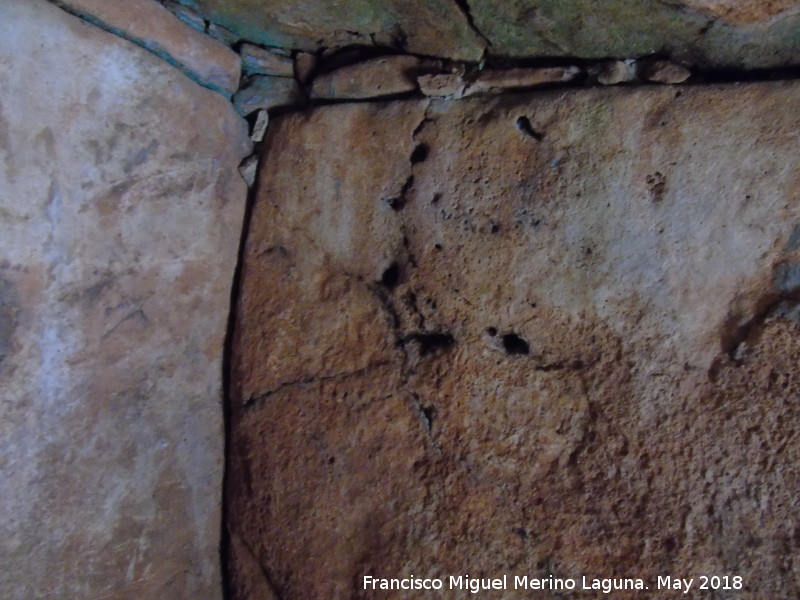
[124, 139, 160, 174]
[33, 127, 56, 160]
[786, 225, 800, 252]
[0, 278, 20, 371]
[0, 105, 17, 181]
[773, 262, 800, 294]
[645, 171, 667, 202]
[406, 331, 455, 356]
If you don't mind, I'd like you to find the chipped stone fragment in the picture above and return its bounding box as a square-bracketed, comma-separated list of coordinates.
[418, 73, 468, 98]
[240, 43, 295, 77]
[251, 110, 269, 142]
[589, 59, 637, 85]
[233, 75, 305, 116]
[311, 55, 429, 100]
[638, 59, 692, 84]
[53, 0, 241, 95]
[295, 52, 318, 84]
[239, 154, 259, 187]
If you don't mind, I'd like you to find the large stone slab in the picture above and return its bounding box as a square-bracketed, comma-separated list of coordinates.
[228, 81, 800, 598]
[52, 0, 241, 96]
[183, 0, 799, 68]
[468, 0, 800, 69]
[0, 1, 250, 598]
[183, 0, 486, 61]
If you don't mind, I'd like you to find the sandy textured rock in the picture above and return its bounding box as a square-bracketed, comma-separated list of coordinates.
[54, 0, 241, 95]
[311, 56, 431, 100]
[228, 81, 800, 598]
[0, 1, 250, 598]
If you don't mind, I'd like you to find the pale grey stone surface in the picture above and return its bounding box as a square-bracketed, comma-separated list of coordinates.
[0, 1, 250, 598]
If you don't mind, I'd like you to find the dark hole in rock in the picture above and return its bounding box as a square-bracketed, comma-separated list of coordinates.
[486, 326, 497, 336]
[383, 196, 406, 211]
[409, 332, 455, 356]
[380, 262, 400, 288]
[422, 405, 435, 428]
[515, 116, 543, 141]
[410, 143, 429, 164]
[502, 333, 529, 355]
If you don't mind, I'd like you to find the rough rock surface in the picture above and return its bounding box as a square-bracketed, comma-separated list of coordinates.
[185, 0, 486, 61]
[53, 0, 241, 95]
[234, 75, 305, 116]
[0, 1, 250, 599]
[181, 0, 799, 69]
[467, 0, 800, 68]
[311, 56, 431, 100]
[638, 59, 692, 84]
[228, 81, 800, 599]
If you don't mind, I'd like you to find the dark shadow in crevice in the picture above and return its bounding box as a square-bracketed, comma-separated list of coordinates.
[220, 153, 262, 600]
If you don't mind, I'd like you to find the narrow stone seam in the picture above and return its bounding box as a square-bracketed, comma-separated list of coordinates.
[46, 0, 234, 98]
[243, 360, 393, 408]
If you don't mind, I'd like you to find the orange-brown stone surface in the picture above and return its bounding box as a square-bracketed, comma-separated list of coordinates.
[228, 82, 800, 599]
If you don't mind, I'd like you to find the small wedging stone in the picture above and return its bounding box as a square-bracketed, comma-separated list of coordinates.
[418, 73, 468, 98]
[53, 0, 241, 95]
[589, 59, 637, 85]
[239, 155, 260, 187]
[240, 43, 295, 77]
[294, 52, 318, 84]
[638, 59, 692, 84]
[234, 75, 305, 116]
[311, 55, 433, 100]
[251, 110, 269, 142]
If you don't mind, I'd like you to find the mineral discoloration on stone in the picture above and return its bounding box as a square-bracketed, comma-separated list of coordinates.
[185, 0, 486, 61]
[52, 0, 242, 95]
[180, 0, 800, 70]
[228, 82, 800, 598]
